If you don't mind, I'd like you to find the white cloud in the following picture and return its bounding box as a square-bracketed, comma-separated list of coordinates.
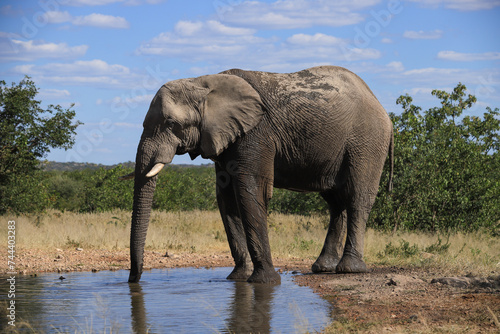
[407, 0, 500, 11]
[287, 33, 344, 46]
[437, 51, 500, 61]
[64, 0, 124, 5]
[404, 87, 447, 96]
[138, 23, 381, 69]
[114, 122, 142, 129]
[136, 1, 389, 69]
[42, 11, 130, 29]
[10, 64, 35, 73]
[111, 94, 154, 106]
[403, 29, 443, 39]
[43, 10, 73, 23]
[11, 59, 138, 88]
[216, 0, 378, 29]
[335, 46, 382, 62]
[205, 20, 255, 36]
[39, 88, 71, 99]
[346, 60, 406, 74]
[40, 59, 130, 75]
[381, 38, 393, 43]
[0, 39, 88, 61]
[379, 66, 500, 115]
[73, 13, 130, 29]
[65, 0, 165, 5]
[398, 67, 500, 88]
[174, 21, 204, 36]
[137, 20, 265, 61]
[386, 61, 404, 72]
[0, 31, 20, 38]
[402, 67, 464, 79]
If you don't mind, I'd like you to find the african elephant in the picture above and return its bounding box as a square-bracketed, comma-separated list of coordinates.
[125, 66, 393, 284]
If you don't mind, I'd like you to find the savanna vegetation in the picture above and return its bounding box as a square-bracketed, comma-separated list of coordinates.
[2, 78, 498, 234]
[0, 77, 80, 214]
[2, 209, 499, 277]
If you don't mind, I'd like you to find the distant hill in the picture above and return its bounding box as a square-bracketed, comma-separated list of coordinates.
[40, 161, 213, 171]
[40, 161, 135, 171]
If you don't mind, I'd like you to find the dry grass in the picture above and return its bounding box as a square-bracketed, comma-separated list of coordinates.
[364, 228, 500, 277]
[2, 210, 499, 275]
[2, 209, 228, 253]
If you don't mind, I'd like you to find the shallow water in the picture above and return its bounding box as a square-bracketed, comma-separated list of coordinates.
[2, 267, 331, 333]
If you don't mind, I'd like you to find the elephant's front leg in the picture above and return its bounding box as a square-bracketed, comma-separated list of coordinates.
[234, 173, 281, 284]
[215, 164, 252, 280]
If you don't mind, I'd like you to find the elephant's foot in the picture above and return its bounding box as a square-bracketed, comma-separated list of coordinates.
[247, 268, 281, 284]
[336, 253, 369, 273]
[226, 264, 253, 280]
[311, 256, 340, 273]
[128, 273, 142, 283]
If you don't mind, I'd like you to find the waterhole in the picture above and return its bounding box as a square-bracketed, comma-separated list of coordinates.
[2, 267, 331, 333]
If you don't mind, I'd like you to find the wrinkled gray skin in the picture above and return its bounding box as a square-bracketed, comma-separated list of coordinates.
[128, 66, 393, 284]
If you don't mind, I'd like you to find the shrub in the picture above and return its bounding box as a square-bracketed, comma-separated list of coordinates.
[370, 83, 499, 232]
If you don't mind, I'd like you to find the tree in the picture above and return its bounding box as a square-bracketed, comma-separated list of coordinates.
[370, 83, 500, 232]
[0, 77, 81, 213]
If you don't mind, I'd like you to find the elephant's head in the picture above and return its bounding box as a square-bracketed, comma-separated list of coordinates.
[127, 74, 264, 282]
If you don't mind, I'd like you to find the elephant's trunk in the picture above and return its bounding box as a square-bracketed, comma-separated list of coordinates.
[129, 171, 157, 283]
[128, 136, 176, 283]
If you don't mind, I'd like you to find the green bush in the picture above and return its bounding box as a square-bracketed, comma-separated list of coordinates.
[80, 165, 134, 212]
[0, 77, 80, 214]
[370, 83, 499, 232]
[269, 189, 327, 215]
[0, 171, 51, 213]
[154, 165, 217, 211]
[46, 172, 85, 211]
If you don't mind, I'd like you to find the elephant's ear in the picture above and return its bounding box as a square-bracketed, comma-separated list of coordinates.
[196, 74, 264, 158]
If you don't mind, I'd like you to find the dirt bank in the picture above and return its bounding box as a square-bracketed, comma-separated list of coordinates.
[4, 248, 500, 333]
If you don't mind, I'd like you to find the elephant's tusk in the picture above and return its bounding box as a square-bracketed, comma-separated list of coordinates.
[145, 163, 165, 177]
[118, 172, 135, 180]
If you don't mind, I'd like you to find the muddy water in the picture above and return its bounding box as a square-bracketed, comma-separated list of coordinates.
[2, 267, 331, 333]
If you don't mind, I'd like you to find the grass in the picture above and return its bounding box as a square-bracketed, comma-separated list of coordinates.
[364, 228, 500, 277]
[1, 209, 499, 275]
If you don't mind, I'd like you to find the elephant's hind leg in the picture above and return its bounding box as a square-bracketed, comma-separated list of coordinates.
[336, 185, 379, 273]
[312, 191, 347, 273]
[216, 164, 253, 280]
[335, 203, 370, 273]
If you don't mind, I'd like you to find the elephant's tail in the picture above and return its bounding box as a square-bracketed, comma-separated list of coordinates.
[387, 129, 394, 192]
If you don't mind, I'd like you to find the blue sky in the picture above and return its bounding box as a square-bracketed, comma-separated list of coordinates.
[1, 0, 499, 165]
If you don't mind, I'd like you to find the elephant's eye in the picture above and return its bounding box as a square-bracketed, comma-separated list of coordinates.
[164, 118, 174, 128]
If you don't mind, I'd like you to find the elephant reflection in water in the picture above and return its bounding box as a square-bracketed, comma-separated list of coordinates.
[129, 283, 151, 333]
[128, 279, 275, 333]
[225, 282, 274, 333]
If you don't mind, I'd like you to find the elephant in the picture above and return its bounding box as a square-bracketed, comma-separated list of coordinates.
[124, 65, 393, 284]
